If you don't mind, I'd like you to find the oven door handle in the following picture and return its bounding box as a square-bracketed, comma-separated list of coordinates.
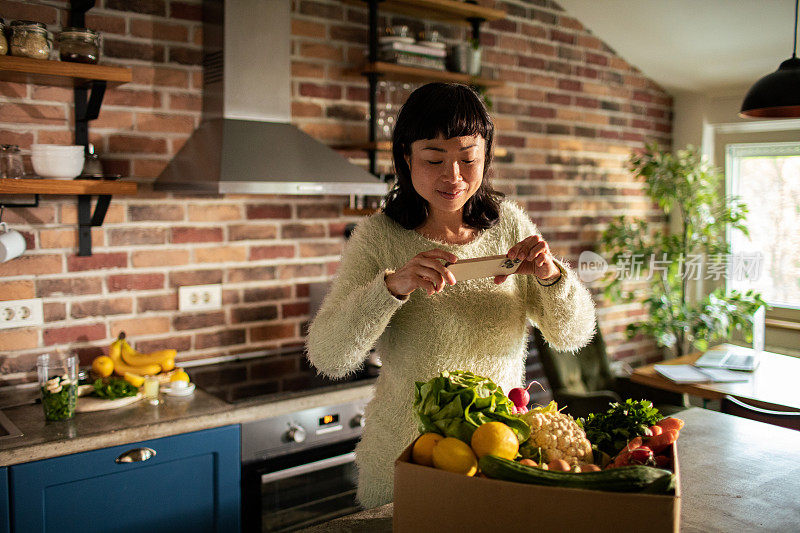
[260, 451, 356, 484]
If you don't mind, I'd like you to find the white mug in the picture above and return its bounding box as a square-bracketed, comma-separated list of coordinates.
[0, 222, 26, 263]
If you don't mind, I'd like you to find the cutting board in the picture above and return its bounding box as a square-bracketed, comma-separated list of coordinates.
[76, 393, 143, 413]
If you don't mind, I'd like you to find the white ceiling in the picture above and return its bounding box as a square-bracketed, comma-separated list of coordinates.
[556, 0, 798, 96]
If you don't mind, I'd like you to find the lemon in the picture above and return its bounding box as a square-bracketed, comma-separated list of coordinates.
[412, 433, 444, 467]
[160, 358, 175, 372]
[123, 372, 145, 388]
[470, 421, 519, 460]
[91, 356, 114, 378]
[170, 369, 190, 383]
[431, 437, 478, 476]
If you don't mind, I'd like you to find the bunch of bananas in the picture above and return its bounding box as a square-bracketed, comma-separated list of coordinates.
[107, 332, 177, 377]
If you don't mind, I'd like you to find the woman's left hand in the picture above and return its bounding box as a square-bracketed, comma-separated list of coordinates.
[494, 235, 560, 284]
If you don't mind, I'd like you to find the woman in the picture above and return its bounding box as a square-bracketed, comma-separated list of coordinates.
[306, 83, 595, 508]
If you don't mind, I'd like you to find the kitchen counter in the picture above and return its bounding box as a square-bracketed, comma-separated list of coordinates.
[308, 407, 800, 533]
[0, 379, 375, 466]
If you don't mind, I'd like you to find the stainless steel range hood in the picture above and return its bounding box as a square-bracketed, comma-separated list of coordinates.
[155, 0, 388, 196]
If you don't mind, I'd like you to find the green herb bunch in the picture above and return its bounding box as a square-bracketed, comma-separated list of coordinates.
[41, 377, 77, 421]
[579, 399, 662, 456]
[92, 377, 139, 400]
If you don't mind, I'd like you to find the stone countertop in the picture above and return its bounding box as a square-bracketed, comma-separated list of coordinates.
[0, 380, 375, 466]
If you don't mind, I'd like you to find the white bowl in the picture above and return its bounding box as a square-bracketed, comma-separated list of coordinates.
[31, 151, 85, 179]
[32, 144, 85, 153]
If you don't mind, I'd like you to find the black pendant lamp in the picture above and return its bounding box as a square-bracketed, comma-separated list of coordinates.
[740, 0, 800, 118]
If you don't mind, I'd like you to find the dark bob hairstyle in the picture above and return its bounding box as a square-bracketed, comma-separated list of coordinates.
[383, 82, 504, 230]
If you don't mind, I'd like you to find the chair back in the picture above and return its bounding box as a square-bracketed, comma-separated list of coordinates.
[720, 395, 800, 431]
[531, 327, 611, 394]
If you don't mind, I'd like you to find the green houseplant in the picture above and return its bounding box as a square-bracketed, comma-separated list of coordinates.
[601, 143, 767, 357]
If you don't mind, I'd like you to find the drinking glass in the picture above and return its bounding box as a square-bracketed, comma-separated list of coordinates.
[0, 145, 25, 179]
[37, 354, 78, 421]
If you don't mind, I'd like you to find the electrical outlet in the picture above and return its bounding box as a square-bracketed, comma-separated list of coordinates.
[178, 284, 222, 311]
[0, 298, 44, 330]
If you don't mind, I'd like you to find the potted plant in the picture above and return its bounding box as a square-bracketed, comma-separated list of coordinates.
[466, 37, 481, 77]
[601, 143, 766, 357]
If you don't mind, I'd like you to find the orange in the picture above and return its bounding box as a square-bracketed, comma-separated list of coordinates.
[170, 369, 190, 383]
[470, 421, 519, 460]
[91, 356, 114, 378]
[412, 433, 444, 467]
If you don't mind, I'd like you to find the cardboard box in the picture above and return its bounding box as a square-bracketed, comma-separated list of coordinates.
[394, 443, 680, 533]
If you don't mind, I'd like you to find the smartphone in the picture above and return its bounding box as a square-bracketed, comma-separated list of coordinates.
[445, 254, 522, 282]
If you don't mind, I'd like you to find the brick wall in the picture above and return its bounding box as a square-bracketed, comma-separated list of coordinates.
[0, 0, 671, 385]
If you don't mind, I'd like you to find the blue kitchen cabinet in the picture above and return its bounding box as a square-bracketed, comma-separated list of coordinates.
[9, 425, 240, 533]
[1, 467, 9, 533]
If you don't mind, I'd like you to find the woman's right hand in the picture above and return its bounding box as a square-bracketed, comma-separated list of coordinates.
[385, 249, 458, 297]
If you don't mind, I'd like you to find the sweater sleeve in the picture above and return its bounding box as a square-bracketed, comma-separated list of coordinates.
[305, 217, 406, 378]
[505, 202, 596, 352]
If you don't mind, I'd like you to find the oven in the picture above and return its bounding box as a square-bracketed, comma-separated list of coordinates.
[239, 399, 368, 532]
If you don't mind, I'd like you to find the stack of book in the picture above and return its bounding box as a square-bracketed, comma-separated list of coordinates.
[378, 40, 447, 70]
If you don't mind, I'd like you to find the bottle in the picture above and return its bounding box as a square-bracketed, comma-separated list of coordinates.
[0, 145, 25, 179]
[9, 21, 52, 60]
[57, 27, 100, 64]
[82, 143, 103, 176]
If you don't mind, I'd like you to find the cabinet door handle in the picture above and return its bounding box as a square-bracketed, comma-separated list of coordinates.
[115, 447, 157, 463]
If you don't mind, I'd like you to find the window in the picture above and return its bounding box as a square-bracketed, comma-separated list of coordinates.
[725, 142, 800, 308]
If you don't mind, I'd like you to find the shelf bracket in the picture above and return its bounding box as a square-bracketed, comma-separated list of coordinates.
[77, 194, 110, 256]
[467, 18, 485, 43]
[69, 0, 95, 27]
[74, 80, 107, 150]
[0, 195, 40, 209]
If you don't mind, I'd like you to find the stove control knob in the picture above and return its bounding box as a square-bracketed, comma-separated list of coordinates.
[351, 412, 366, 428]
[286, 424, 307, 443]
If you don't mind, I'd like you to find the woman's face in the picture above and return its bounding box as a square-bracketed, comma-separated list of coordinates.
[405, 134, 486, 217]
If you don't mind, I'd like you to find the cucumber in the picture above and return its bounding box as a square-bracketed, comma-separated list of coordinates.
[478, 455, 675, 494]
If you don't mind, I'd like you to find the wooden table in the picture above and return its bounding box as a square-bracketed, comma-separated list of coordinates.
[308, 408, 800, 532]
[631, 346, 800, 411]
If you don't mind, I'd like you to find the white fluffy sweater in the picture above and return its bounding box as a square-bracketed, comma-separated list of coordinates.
[306, 200, 596, 508]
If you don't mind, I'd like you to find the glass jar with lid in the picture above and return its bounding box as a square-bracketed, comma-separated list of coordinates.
[0, 19, 8, 55]
[58, 27, 100, 64]
[9, 21, 52, 60]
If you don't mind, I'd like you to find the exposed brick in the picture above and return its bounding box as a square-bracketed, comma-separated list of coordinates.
[0, 280, 35, 300]
[227, 266, 276, 283]
[250, 323, 297, 342]
[170, 227, 223, 243]
[37, 277, 102, 298]
[85, 13, 127, 34]
[299, 83, 342, 99]
[67, 253, 127, 272]
[108, 135, 168, 154]
[131, 66, 190, 88]
[137, 293, 179, 313]
[173, 311, 225, 331]
[131, 250, 190, 268]
[299, 1, 343, 20]
[110, 316, 171, 338]
[188, 204, 241, 221]
[168, 93, 202, 111]
[282, 302, 310, 318]
[229, 224, 278, 241]
[194, 245, 248, 263]
[292, 19, 326, 38]
[71, 297, 133, 319]
[168, 46, 204, 65]
[136, 112, 196, 133]
[0, 255, 62, 277]
[0, 330, 39, 351]
[43, 302, 67, 322]
[326, 104, 366, 121]
[281, 223, 326, 239]
[277, 264, 325, 279]
[298, 242, 342, 258]
[104, 38, 165, 62]
[44, 323, 106, 346]
[108, 273, 165, 292]
[131, 19, 190, 42]
[244, 286, 292, 303]
[250, 245, 296, 261]
[129, 205, 185, 222]
[135, 335, 192, 353]
[108, 228, 167, 246]
[107, 0, 166, 15]
[231, 305, 279, 324]
[169, 270, 223, 287]
[246, 204, 292, 219]
[170, 2, 202, 20]
[195, 329, 247, 349]
[0, 103, 66, 125]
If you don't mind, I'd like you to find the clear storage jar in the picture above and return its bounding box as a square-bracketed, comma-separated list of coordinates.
[0, 20, 8, 55]
[58, 27, 99, 64]
[9, 21, 52, 60]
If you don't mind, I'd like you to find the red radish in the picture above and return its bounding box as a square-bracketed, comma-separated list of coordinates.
[628, 446, 654, 465]
[508, 381, 544, 411]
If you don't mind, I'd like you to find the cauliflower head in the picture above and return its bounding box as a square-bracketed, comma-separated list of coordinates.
[520, 401, 592, 465]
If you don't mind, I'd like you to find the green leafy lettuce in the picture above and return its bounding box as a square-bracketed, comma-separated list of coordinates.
[413, 370, 530, 444]
[578, 398, 663, 456]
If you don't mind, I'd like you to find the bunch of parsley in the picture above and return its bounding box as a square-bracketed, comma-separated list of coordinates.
[578, 399, 662, 456]
[92, 378, 139, 400]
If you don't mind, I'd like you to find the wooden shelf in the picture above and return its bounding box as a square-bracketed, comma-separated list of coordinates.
[0, 56, 132, 87]
[356, 61, 504, 87]
[0, 179, 137, 196]
[344, 0, 506, 24]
